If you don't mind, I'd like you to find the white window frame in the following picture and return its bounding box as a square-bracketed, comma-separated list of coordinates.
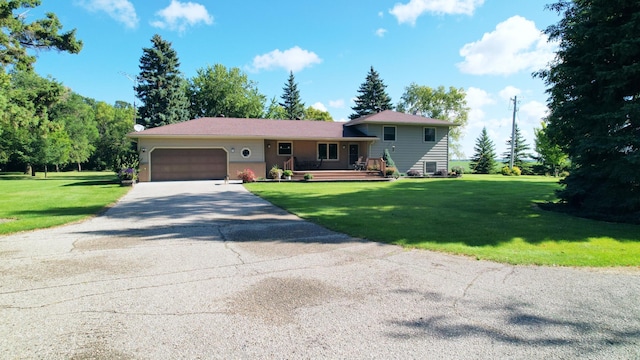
[317, 142, 339, 161]
[424, 161, 437, 174]
[277, 141, 293, 156]
[424, 127, 436, 142]
[241, 147, 251, 158]
[383, 126, 396, 142]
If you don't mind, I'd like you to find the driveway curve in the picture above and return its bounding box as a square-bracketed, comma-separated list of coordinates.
[0, 181, 638, 359]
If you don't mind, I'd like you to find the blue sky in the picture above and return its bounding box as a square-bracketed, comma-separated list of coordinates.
[31, 0, 560, 159]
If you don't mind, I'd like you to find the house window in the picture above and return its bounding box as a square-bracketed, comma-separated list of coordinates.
[425, 162, 437, 174]
[424, 127, 436, 142]
[383, 126, 396, 141]
[318, 143, 338, 160]
[241, 148, 251, 158]
[278, 142, 292, 156]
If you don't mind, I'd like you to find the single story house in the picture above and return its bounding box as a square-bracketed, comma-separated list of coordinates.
[127, 110, 457, 182]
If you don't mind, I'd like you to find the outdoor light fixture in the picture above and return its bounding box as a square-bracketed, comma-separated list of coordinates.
[267, 143, 271, 149]
[231, 147, 235, 153]
[141, 148, 146, 153]
[392, 145, 396, 152]
[342, 144, 346, 149]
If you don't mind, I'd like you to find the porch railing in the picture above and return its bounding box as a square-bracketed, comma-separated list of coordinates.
[283, 156, 294, 171]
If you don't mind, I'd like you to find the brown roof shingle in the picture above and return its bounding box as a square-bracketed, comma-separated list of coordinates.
[128, 111, 456, 140]
[344, 110, 457, 127]
[128, 117, 366, 140]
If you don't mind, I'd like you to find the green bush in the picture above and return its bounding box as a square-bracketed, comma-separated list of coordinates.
[451, 166, 464, 176]
[501, 166, 521, 176]
[304, 173, 313, 180]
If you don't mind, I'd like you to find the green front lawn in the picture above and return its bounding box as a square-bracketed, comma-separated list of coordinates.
[245, 175, 640, 267]
[0, 172, 131, 235]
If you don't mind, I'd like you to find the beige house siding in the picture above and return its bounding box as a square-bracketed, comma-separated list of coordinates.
[355, 124, 449, 174]
[136, 138, 265, 182]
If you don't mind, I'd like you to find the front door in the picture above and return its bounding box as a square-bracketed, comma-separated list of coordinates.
[348, 144, 359, 167]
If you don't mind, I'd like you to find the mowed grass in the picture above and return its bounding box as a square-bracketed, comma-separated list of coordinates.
[245, 175, 640, 267]
[0, 171, 131, 235]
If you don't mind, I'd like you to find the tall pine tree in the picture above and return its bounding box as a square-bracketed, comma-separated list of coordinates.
[279, 71, 305, 120]
[502, 123, 531, 169]
[470, 127, 497, 174]
[135, 34, 189, 128]
[349, 66, 393, 120]
[536, 0, 640, 218]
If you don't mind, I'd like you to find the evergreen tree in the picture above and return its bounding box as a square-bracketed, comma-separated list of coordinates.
[135, 34, 189, 128]
[502, 124, 531, 169]
[469, 127, 497, 174]
[536, 0, 640, 217]
[349, 66, 393, 120]
[279, 71, 305, 120]
[0, 0, 82, 71]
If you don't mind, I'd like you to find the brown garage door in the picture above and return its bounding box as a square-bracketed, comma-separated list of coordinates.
[150, 148, 227, 181]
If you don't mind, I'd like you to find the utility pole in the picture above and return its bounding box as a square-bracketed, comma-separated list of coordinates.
[509, 95, 518, 170]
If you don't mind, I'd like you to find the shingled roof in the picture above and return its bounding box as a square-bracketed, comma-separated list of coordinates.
[128, 111, 456, 140]
[344, 110, 457, 127]
[129, 117, 373, 140]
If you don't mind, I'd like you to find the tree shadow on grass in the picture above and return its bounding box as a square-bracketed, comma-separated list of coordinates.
[254, 179, 640, 247]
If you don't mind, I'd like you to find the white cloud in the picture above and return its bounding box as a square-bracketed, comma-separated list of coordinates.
[519, 100, 548, 125]
[329, 99, 345, 108]
[390, 0, 484, 26]
[457, 15, 557, 75]
[250, 46, 322, 73]
[151, 0, 213, 33]
[311, 102, 328, 112]
[378, 11, 384, 18]
[375, 28, 388, 37]
[465, 87, 495, 129]
[466, 87, 494, 108]
[77, 0, 138, 28]
[498, 86, 521, 101]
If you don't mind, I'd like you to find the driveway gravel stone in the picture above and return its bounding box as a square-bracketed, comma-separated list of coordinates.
[0, 181, 638, 359]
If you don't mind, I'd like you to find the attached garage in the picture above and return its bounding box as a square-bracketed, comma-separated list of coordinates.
[150, 148, 227, 181]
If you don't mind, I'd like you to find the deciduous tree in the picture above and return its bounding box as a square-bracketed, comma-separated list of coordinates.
[469, 127, 497, 174]
[304, 106, 332, 121]
[533, 121, 567, 177]
[536, 0, 639, 217]
[264, 97, 287, 119]
[50, 92, 98, 171]
[136, 34, 189, 128]
[349, 66, 393, 119]
[188, 64, 265, 119]
[397, 83, 469, 158]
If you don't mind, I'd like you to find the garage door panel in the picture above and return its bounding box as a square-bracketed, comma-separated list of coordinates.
[151, 149, 227, 181]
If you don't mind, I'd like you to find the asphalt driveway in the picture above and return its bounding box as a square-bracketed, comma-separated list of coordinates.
[0, 181, 638, 359]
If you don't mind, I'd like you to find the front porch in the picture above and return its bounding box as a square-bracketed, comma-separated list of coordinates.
[289, 170, 391, 181]
[280, 155, 389, 181]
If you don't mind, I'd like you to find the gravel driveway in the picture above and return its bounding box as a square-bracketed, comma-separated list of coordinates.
[1, 181, 638, 359]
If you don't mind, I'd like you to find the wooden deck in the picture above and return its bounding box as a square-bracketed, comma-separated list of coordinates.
[290, 170, 390, 181]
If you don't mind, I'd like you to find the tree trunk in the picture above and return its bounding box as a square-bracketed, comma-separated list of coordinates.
[44, 165, 48, 178]
[77, 162, 82, 172]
